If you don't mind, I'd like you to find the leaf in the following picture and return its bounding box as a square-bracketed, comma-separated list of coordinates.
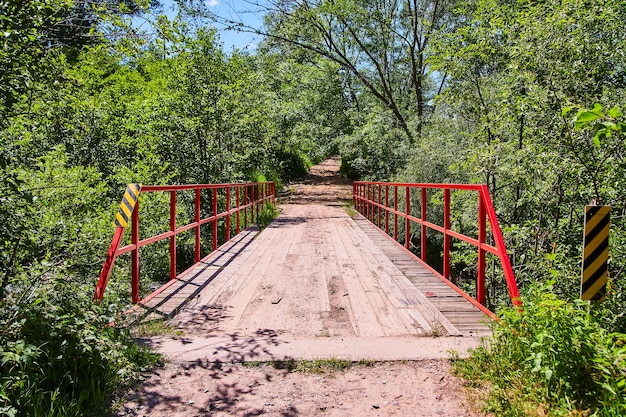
[591, 103, 604, 114]
[593, 134, 601, 147]
[607, 106, 623, 119]
[544, 368, 553, 381]
[561, 106, 573, 117]
[576, 111, 602, 124]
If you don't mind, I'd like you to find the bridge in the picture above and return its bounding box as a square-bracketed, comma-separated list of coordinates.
[96, 158, 520, 361]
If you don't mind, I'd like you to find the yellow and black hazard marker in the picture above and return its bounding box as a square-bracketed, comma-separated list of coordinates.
[115, 183, 141, 228]
[581, 205, 610, 301]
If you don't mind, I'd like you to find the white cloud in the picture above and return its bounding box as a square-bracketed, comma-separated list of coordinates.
[207, 0, 220, 7]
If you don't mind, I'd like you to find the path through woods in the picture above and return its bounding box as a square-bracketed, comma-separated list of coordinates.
[114, 158, 488, 417]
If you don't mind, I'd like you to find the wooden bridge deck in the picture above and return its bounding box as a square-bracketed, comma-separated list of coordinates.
[131, 197, 491, 362]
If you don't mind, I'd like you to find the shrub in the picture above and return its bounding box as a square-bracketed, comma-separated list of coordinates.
[455, 284, 626, 416]
[0, 269, 159, 417]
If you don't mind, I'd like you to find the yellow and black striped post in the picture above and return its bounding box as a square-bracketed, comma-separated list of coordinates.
[581, 205, 610, 301]
[115, 183, 141, 228]
[95, 183, 142, 301]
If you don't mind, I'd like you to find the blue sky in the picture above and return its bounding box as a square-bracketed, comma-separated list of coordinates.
[159, 0, 267, 51]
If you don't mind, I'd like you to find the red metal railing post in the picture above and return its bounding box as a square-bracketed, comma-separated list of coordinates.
[261, 183, 265, 207]
[244, 185, 248, 227]
[405, 187, 411, 249]
[477, 194, 486, 305]
[394, 186, 398, 241]
[252, 184, 257, 223]
[212, 188, 218, 251]
[421, 188, 427, 261]
[94, 227, 125, 301]
[131, 199, 140, 304]
[480, 185, 522, 307]
[169, 191, 177, 280]
[377, 184, 382, 228]
[385, 185, 389, 234]
[443, 189, 451, 279]
[369, 184, 376, 224]
[226, 186, 231, 241]
[195, 189, 201, 263]
[236, 186, 241, 234]
[364, 184, 368, 220]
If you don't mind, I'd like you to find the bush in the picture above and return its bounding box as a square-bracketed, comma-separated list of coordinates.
[455, 284, 626, 416]
[0, 269, 159, 417]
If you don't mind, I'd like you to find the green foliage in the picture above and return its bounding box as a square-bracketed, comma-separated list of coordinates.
[0, 270, 159, 416]
[456, 285, 626, 416]
[564, 104, 626, 147]
[339, 110, 410, 180]
[256, 202, 279, 230]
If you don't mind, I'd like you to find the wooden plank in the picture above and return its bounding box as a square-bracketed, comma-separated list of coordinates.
[351, 216, 491, 335]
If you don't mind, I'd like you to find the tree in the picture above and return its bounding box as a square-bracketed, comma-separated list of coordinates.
[217, 0, 460, 142]
[419, 0, 626, 312]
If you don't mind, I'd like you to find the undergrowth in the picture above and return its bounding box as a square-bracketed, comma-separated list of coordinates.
[257, 202, 279, 230]
[454, 283, 626, 416]
[0, 270, 160, 417]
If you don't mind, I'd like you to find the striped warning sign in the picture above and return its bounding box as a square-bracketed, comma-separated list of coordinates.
[115, 184, 141, 228]
[581, 205, 610, 301]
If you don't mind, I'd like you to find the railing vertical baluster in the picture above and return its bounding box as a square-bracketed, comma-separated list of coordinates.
[405, 187, 410, 249]
[131, 198, 140, 304]
[212, 188, 218, 251]
[365, 184, 369, 220]
[226, 186, 231, 241]
[377, 184, 381, 228]
[371, 184, 374, 222]
[252, 184, 257, 223]
[385, 185, 389, 234]
[170, 191, 177, 280]
[243, 185, 249, 227]
[361, 183, 364, 214]
[421, 188, 427, 261]
[394, 186, 398, 241]
[477, 194, 486, 305]
[236, 186, 241, 234]
[195, 189, 201, 263]
[443, 189, 451, 279]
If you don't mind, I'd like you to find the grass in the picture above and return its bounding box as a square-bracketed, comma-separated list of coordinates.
[257, 202, 279, 230]
[243, 358, 375, 375]
[131, 319, 185, 337]
[342, 203, 358, 217]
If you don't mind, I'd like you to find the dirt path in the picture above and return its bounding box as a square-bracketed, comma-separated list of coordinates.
[114, 158, 487, 417]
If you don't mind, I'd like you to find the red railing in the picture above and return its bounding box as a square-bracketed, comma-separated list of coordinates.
[353, 182, 521, 312]
[95, 182, 275, 303]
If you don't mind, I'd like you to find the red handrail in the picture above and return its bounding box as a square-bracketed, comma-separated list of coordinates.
[353, 182, 521, 311]
[95, 182, 275, 303]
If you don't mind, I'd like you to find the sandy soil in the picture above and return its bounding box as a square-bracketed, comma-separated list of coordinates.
[115, 360, 481, 417]
[113, 157, 487, 417]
